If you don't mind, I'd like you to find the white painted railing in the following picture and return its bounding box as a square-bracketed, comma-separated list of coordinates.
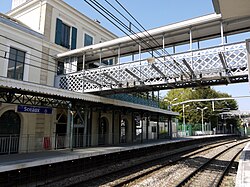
[55, 42, 248, 93]
[0, 135, 19, 154]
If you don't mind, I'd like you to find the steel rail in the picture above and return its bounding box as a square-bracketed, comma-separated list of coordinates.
[215, 147, 244, 187]
[111, 139, 245, 187]
[175, 139, 249, 187]
[69, 139, 238, 187]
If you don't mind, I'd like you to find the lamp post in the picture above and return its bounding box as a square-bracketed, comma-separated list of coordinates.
[197, 107, 208, 134]
[183, 104, 189, 136]
[164, 98, 178, 110]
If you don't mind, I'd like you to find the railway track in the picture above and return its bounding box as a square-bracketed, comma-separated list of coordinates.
[175, 141, 246, 187]
[66, 138, 247, 187]
[107, 139, 249, 187]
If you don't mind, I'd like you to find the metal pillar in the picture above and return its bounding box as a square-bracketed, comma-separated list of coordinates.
[162, 35, 165, 58]
[201, 109, 204, 133]
[84, 109, 88, 147]
[220, 21, 224, 45]
[118, 46, 121, 64]
[88, 108, 92, 147]
[168, 117, 172, 139]
[140, 118, 143, 143]
[66, 104, 71, 148]
[82, 54, 85, 70]
[157, 114, 160, 139]
[131, 112, 134, 142]
[112, 110, 115, 144]
[119, 112, 121, 143]
[140, 112, 143, 143]
[146, 116, 149, 141]
[158, 91, 160, 108]
[99, 49, 102, 66]
[139, 44, 141, 62]
[70, 110, 74, 151]
[189, 28, 193, 51]
[183, 104, 186, 136]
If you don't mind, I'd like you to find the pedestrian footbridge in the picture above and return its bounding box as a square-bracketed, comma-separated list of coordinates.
[55, 11, 250, 95]
[55, 41, 248, 94]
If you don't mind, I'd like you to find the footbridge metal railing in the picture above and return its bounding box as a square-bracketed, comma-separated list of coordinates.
[55, 41, 248, 94]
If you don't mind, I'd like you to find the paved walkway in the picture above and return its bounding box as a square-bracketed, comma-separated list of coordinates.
[236, 142, 250, 187]
[0, 134, 230, 173]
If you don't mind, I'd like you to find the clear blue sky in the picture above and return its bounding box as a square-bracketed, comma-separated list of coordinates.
[1, 0, 250, 110]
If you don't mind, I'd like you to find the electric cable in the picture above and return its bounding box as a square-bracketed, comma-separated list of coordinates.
[84, 0, 181, 77]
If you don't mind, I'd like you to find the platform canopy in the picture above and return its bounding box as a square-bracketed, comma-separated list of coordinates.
[57, 11, 250, 64]
[213, 0, 250, 19]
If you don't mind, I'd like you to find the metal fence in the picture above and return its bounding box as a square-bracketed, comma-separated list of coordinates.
[0, 135, 19, 154]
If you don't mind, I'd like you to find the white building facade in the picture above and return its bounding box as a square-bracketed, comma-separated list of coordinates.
[0, 0, 175, 154]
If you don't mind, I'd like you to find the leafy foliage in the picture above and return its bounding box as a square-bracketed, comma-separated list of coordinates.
[162, 87, 238, 128]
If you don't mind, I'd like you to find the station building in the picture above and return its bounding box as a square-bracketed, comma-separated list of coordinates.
[3, 0, 250, 155]
[0, 0, 177, 154]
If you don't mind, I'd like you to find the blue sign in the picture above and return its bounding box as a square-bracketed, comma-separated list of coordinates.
[17, 105, 52, 114]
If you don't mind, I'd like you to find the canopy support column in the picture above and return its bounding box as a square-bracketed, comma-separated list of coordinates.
[221, 21, 224, 45]
[189, 28, 193, 51]
[162, 35, 165, 59]
[82, 53, 85, 70]
[118, 45, 121, 64]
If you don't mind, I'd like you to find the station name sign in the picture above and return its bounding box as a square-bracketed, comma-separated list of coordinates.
[17, 105, 52, 114]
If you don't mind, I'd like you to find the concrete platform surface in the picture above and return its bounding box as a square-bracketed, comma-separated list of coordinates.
[0, 134, 230, 173]
[236, 142, 250, 187]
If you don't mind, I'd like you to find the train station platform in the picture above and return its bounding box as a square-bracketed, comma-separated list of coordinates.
[0, 134, 234, 174]
[236, 142, 250, 187]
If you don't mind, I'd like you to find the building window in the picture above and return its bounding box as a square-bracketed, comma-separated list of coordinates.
[102, 58, 114, 66]
[7, 47, 25, 80]
[55, 18, 77, 50]
[61, 22, 70, 49]
[84, 34, 93, 46]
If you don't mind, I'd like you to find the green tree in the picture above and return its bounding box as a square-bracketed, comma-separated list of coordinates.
[162, 87, 238, 128]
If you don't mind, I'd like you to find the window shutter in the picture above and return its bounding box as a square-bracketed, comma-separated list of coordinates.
[55, 18, 62, 45]
[71, 27, 77, 50]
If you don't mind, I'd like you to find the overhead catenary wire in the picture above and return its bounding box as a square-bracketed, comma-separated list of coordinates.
[0, 43, 56, 70]
[104, 0, 160, 48]
[0, 42, 108, 86]
[113, 0, 187, 74]
[85, 0, 170, 74]
[88, 0, 162, 56]
[102, 0, 183, 63]
[84, 0, 181, 77]
[114, 0, 168, 52]
[0, 34, 57, 65]
[0, 36, 80, 74]
[0, 0, 186, 88]
[85, 0, 188, 78]
[0, 52, 57, 74]
[92, 0, 165, 58]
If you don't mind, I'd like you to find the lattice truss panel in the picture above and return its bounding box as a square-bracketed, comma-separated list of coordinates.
[0, 89, 69, 108]
[55, 42, 248, 93]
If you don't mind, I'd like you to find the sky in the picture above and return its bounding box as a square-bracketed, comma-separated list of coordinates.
[1, 0, 250, 110]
